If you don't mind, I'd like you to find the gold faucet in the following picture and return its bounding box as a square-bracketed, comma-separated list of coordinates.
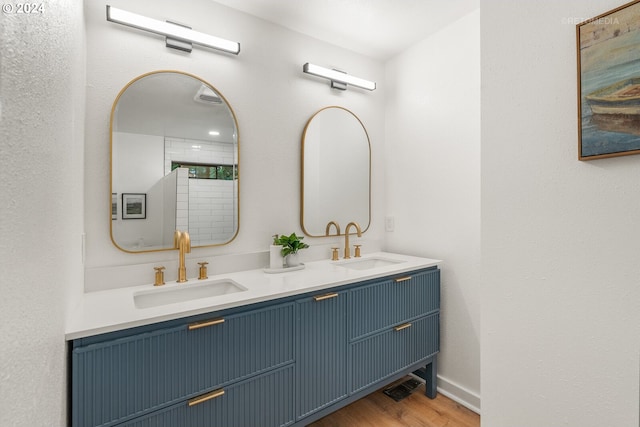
[343, 222, 362, 259]
[198, 262, 208, 280]
[325, 221, 341, 236]
[174, 230, 191, 283]
[154, 266, 166, 286]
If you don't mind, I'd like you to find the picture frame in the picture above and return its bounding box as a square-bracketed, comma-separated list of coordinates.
[577, 0, 640, 160]
[112, 193, 118, 220]
[122, 193, 146, 219]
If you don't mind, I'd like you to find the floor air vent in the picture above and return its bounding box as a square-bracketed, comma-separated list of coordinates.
[383, 378, 423, 402]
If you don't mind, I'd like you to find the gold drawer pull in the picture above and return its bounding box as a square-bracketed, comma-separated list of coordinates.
[188, 389, 225, 407]
[188, 318, 225, 331]
[394, 322, 412, 331]
[394, 276, 412, 283]
[314, 292, 339, 302]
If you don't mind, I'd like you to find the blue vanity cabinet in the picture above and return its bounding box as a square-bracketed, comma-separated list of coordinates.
[70, 265, 440, 427]
[295, 290, 348, 419]
[348, 268, 440, 394]
[71, 303, 295, 427]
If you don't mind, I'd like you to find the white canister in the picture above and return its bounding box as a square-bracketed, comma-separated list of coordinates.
[269, 245, 284, 269]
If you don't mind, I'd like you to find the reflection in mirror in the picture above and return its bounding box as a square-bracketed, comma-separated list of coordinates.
[301, 106, 370, 237]
[110, 71, 239, 252]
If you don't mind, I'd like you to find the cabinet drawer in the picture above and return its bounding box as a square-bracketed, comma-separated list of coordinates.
[348, 268, 440, 340]
[296, 291, 348, 419]
[72, 303, 294, 427]
[116, 364, 295, 427]
[350, 313, 439, 393]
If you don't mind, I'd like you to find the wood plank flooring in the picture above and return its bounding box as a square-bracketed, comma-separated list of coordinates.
[308, 377, 480, 427]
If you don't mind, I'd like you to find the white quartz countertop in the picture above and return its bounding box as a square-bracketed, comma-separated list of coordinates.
[66, 252, 440, 340]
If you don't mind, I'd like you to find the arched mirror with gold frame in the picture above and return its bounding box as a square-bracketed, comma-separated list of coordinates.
[110, 71, 239, 252]
[301, 106, 371, 237]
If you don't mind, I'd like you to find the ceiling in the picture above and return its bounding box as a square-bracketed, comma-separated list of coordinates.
[114, 72, 236, 143]
[211, 0, 479, 60]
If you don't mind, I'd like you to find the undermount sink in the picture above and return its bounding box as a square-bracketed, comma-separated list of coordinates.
[336, 257, 405, 271]
[134, 279, 247, 309]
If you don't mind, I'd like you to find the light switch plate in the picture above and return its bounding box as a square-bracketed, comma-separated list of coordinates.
[385, 216, 395, 232]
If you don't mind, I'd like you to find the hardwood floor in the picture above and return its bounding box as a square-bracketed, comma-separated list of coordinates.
[308, 377, 480, 427]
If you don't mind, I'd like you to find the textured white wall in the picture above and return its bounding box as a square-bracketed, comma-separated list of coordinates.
[0, 1, 85, 426]
[385, 10, 481, 410]
[83, 0, 386, 286]
[481, 1, 640, 425]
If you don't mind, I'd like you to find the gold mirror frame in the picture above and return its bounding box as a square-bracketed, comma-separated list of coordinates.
[110, 70, 240, 253]
[301, 106, 371, 237]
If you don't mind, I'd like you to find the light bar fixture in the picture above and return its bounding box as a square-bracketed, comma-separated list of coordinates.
[106, 6, 240, 55]
[303, 63, 376, 91]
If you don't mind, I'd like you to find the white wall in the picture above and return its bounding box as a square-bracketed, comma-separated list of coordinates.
[111, 132, 164, 248]
[113, 132, 164, 194]
[481, 1, 640, 426]
[385, 10, 481, 410]
[0, 1, 85, 425]
[83, 0, 386, 287]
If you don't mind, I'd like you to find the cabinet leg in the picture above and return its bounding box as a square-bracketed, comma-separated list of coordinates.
[413, 357, 438, 399]
[424, 357, 437, 398]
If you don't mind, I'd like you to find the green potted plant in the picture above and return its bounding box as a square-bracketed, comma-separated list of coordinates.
[274, 232, 309, 267]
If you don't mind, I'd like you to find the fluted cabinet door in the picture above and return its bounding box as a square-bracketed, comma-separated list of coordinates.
[116, 365, 295, 427]
[350, 313, 439, 393]
[296, 291, 347, 419]
[349, 269, 440, 340]
[72, 303, 294, 427]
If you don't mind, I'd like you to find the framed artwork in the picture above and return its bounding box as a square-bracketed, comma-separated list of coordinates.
[122, 193, 146, 219]
[112, 193, 118, 220]
[577, 0, 640, 160]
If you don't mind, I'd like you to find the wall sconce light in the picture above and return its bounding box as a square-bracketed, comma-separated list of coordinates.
[302, 63, 376, 91]
[106, 6, 240, 55]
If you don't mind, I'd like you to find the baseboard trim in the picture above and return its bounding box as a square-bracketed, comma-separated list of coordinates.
[409, 373, 481, 414]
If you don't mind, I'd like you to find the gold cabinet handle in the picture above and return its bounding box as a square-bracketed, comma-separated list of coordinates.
[394, 276, 412, 283]
[313, 292, 339, 302]
[394, 322, 412, 331]
[188, 318, 225, 331]
[188, 389, 225, 407]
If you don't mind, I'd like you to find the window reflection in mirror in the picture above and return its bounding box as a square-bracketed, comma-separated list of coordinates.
[301, 106, 370, 237]
[110, 71, 239, 252]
